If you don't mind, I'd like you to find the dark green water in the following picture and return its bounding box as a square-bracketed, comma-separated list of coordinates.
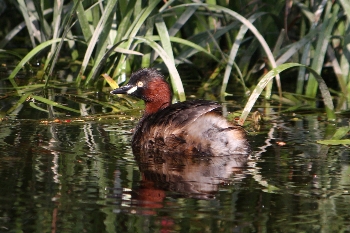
[0, 109, 350, 233]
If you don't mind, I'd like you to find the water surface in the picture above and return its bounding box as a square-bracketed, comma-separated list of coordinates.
[0, 110, 349, 233]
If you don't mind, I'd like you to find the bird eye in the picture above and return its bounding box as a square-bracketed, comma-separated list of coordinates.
[137, 81, 144, 87]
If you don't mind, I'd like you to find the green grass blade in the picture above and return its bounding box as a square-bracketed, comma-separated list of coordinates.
[164, 3, 280, 99]
[141, 21, 154, 68]
[316, 126, 350, 145]
[113, 0, 161, 79]
[176, 23, 239, 61]
[6, 93, 31, 115]
[16, 84, 46, 93]
[305, 2, 339, 97]
[31, 95, 80, 114]
[145, 35, 220, 62]
[221, 12, 267, 100]
[239, 63, 335, 125]
[8, 38, 68, 82]
[77, 0, 118, 85]
[331, 126, 350, 140]
[16, 0, 38, 46]
[45, 1, 80, 86]
[155, 16, 175, 64]
[114, 0, 136, 43]
[84, 2, 117, 85]
[316, 139, 350, 145]
[295, 1, 316, 22]
[166, 5, 198, 36]
[29, 102, 49, 113]
[0, 8, 53, 48]
[159, 0, 176, 12]
[339, 0, 350, 16]
[275, 28, 319, 65]
[93, 2, 116, 60]
[0, 21, 27, 49]
[50, 0, 64, 52]
[296, 41, 311, 94]
[32, 0, 50, 41]
[85, 39, 130, 85]
[327, 45, 347, 95]
[73, 0, 93, 42]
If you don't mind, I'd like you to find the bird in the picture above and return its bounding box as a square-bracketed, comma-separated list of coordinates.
[110, 68, 250, 157]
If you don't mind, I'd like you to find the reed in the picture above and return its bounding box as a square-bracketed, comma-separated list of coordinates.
[0, 0, 349, 119]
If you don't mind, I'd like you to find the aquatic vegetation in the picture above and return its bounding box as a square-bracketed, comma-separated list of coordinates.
[0, 0, 349, 122]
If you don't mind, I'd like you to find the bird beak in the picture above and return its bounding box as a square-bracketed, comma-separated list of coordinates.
[110, 84, 137, 95]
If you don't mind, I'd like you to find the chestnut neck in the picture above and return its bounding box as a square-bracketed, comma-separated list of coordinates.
[143, 78, 172, 116]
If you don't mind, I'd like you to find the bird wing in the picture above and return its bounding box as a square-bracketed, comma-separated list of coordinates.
[143, 100, 222, 140]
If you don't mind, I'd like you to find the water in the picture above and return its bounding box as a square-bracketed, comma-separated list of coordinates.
[0, 109, 350, 233]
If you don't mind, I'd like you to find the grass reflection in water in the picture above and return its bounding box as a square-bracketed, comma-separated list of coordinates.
[0, 111, 349, 232]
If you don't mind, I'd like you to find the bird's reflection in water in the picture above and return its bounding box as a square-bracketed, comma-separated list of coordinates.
[120, 147, 250, 216]
[136, 152, 247, 197]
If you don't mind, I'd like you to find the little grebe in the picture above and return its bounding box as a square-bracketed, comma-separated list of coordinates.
[110, 68, 250, 157]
